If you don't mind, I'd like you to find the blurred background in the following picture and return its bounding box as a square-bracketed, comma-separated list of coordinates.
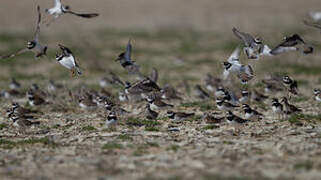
[1, 0, 320, 32]
[0, 0, 320, 87]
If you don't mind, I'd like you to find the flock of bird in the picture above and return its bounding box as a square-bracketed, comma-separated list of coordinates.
[1, 1, 321, 132]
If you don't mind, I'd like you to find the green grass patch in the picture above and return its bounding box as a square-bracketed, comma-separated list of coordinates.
[293, 160, 313, 171]
[202, 125, 219, 130]
[126, 117, 160, 127]
[117, 134, 133, 141]
[102, 142, 123, 150]
[180, 101, 213, 111]
[166, 145, 180, 152]
[288, 113, 321, 124]
[0, 123, 8, 130]
[0, 137, 56, 149]
[145, 126, 160, 132]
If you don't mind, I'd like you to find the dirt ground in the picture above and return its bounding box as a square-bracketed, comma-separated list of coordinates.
[0, 0, 321, 180]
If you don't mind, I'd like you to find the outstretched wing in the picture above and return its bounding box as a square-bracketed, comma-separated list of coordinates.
[34, 6, 42, 42]
[232, 27, 255, 47]
[227, 47, 241, 65]
[65, 10, 99, 18]
[125, 39, 132, 61]
[54, 0, 62, 8]
[0, 48, 29, 60]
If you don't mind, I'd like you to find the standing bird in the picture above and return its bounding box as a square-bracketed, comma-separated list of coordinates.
[242, 104, 263, 121]
[106, 111, 117, 127]
[45, 0, 99, 26]
[282, 76, 298, 97]
[0, 6, 47, 60]
[56, 44, 82, 76]
[281, 97, 301, 114]
[271, 98, 284, 120]
[216, 99, 239, 111]
[167, 111, 194, 121]
[145, 104, 159, 120]
[313, 89, 321, 102]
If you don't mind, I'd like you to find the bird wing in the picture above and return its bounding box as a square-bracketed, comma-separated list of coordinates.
[232, 27, 255, 47]
[150, 68, 158, 83]
[125, 39, 132, 61]
[54, 0, 62, 8]
[58, 44, 73, 56]
[0, 48, 29, 60]
[34, 6, 42, 42]
[227, 47, 241, 65]
[65, 10, 99, 18]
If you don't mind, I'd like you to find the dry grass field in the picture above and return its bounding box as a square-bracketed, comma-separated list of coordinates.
[0, 0, 321, 180]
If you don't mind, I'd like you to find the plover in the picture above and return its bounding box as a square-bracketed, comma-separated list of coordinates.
[106, 111, 117, 127]
[215, 86, 226, 99]
[161, 84, 182, 100]
[270, 34, 313, 55]
[145, 104, 159, 120]
[45, 0, 99, 26]
[79, 96, 96, 110]
[10, 113, 40, 129]
[242, 104, 263, 120]
[281, 97, 301, 114]
[202, 112, 224, 124]
[238, 89, 250, 104]
[232, 28, 264, 59]
[27, 90, 46, 106]
[11, 102, 38, 115]
[167, 111, 194, 121]
[146, 95, 173, 111]
[271, 98, 284, 119]
[222, 47, 254, 83]
[0, 6, 47, 60]
[125, 78, 161, 100]
[216, 99, 239, 111]
[116, 39, 141, 75]
[282, 76, 298, 96]
[56, 44, 82, 76]
[313, 88, 321, 102]
[225, 111, 248, 125]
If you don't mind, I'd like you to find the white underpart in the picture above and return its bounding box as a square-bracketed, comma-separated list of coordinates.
[106, 119, 116, 127]
[47, 0, 63, 18]
[59, 55, 76, 70]
[316, 95, 321, 102]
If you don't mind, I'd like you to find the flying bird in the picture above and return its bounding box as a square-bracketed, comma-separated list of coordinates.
[270, 34, 313, 55]
[116, 39, 142, 76]
[45, 0, 99, 26]
[0, 6, 47, 60]
[55, 44, 82, 76]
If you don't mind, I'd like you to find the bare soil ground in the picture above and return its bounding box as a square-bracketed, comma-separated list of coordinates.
[0, 0, 321, 180]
